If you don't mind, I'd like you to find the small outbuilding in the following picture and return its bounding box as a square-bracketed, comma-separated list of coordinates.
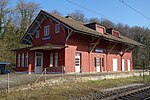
[0, 62, 10, 74]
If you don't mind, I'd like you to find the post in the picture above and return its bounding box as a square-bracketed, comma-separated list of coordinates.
[44, 68, 46, 83]
[140, 54, 146, 83]
[7, 72, 10, 93]
[62, 65, 63, 78]
[142, 61, 145, 83]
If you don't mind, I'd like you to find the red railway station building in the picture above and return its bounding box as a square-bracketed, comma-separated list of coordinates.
[15, 10, 143, 74]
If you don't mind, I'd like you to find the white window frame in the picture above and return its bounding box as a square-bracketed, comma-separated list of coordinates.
[55, 24, 60, 33]
[21, 53, 24, 67]
[44, 25, 50, 36]
[50, 53, 53, 67]
[36, 30, 40, 38]
[17, 54, 20, 67]
[55, 52, 58, 67]
[25, 53, 28, 67]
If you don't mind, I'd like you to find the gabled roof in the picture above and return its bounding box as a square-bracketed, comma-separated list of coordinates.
[20, 10, 144, 47]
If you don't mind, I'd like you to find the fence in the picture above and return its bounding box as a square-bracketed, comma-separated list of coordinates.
[0, 69, 150, 93]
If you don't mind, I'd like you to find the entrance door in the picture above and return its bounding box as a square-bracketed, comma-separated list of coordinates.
[35, 52, 43, 73]
[75, 52, 80, 73]
[127, 60, 130, 71]
[113, 58, 118, 71]
[122, 59, 125, 71]
[95, 58, 101, 72]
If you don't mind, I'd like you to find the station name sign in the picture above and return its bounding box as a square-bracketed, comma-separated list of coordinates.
[95, 48, 103, 53]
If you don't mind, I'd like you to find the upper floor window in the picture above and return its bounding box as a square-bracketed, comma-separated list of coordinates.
[36, 30, 40, 38]
[44, 25, 50, 36]
[55, 24, 60, 33]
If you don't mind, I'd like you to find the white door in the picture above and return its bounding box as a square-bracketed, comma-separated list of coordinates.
[96, 58, 100, 72]
[127, 60, 130, 71]
[122, 59, 125, 71]
[35, 52, 43, 73]
[75, 52, 80, 73]
[113, 58, 118, 71]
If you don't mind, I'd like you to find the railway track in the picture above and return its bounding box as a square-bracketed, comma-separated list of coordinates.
[101, 85, 150, 100]
[75, 83, 150, 100]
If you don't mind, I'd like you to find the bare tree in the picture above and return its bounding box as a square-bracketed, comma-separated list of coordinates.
[0, 0, 11, 34]
[16, 0, 41, 33]
[88, 18, 101, 23]
[68, 10, 87, 23]
[51, 10, 62, 16]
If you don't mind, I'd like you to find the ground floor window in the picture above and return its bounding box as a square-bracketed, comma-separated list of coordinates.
[50, 53, 53, 67]
[55, 52, 58, 67]
[17, 54, 20, 67]
[21, 53, 24, 67]
[25, 53, 28, 67]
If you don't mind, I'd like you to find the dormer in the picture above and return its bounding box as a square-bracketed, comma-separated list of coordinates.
[106, 28, 120, 38]
[85, 22, 106, 34]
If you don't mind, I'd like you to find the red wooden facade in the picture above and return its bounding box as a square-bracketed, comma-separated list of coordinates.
[15, 10, 142, 74]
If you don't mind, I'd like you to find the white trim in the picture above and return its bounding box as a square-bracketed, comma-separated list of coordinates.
[24, 39, 32, 45]
[17, 54, 20, 67]
[16, 72, 28, 74]
[75, 52, 81, 73]
[127, 60, 130, 71]
[122, 59, 125, 71]
[25, 53, 29, 67]
[27, 33, 33, 40]
[35, 52, 43, 73]
[55, 52, 58, 67]
[113, 58, 118, 71]
[44, 25, 50, 36]
[35, 21, 42, 28]
[35, 30, 40, 38]
[55, 24, 60, 33]
[50, 53, 53, 67]
[21, 53, 24, 67]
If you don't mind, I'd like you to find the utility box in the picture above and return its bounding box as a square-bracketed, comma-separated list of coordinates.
[0, 62, 10, 74]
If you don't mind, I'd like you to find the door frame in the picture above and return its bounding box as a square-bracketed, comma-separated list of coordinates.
[122, 59, 125, 71]
[113, 58, 118, 71]
[127, 60, 130, 71]
[75, 52, 81, 73]
[34, 52, 43, 73]
[95, 57, 101, 72]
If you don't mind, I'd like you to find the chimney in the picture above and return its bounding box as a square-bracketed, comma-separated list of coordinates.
[106, 28, 120, 38]
[65, 16, 72, 19]
[85, 22, 106, 34]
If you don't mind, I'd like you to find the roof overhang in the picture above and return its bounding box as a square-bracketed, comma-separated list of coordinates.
[20, 10, 144, 48]
[30, 44, 67, 50]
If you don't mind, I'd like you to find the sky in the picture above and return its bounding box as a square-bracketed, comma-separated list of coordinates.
[11, 0, 150, 28]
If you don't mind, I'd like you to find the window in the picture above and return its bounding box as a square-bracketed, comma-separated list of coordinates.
[44, 25, 49, 36]
[25, 53, 28, 67]
[17, 54, 20, 67]
[95, 58, 100, 67]
[36, 30, 40, 38]
[50, 53, 53, 67]
[55, 24, 60, 33]
[21, 53, 24, 67]
[55, 52, 58, 67]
